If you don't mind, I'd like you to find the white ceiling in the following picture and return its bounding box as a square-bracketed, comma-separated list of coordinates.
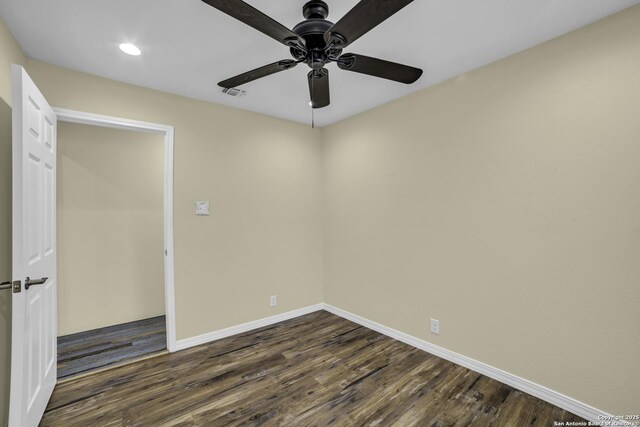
[1, 0, 638, 127]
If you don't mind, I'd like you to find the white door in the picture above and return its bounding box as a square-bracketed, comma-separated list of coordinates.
[9, 65, 57, 427]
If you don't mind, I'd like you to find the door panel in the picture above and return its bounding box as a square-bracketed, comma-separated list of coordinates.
[27, 154, 42, 266]
[10, 64, 57, 427]
[44, 280, 55, 377]
[44, 164, 53, 256]
[26, 291, 41, 410]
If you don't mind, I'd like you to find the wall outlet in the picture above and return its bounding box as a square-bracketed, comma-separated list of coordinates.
[430, 318, 440, 335]
[270, 295, 277, 307]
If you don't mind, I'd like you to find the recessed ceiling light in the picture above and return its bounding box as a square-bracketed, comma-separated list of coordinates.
[119, 43, 141, 56]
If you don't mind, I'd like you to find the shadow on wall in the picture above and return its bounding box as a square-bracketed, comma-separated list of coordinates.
[0, 98, 12, 427]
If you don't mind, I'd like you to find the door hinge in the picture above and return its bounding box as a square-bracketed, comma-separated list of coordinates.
[13, 280, 21, 293]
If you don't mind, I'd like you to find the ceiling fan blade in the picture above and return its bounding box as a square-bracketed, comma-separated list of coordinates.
[201, 0, 305, 48]
[308, 69, 330, 109]
[218, 60, 298, 88]
[325, 0, 415, 48]
[337, 53, 422, 84]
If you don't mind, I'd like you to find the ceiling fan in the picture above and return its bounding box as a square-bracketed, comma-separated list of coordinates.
[201, 0, 423, 108]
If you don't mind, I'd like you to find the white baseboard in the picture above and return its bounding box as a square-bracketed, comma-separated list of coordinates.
[321, 303, 613, 424]
[173, 303, 323, 351]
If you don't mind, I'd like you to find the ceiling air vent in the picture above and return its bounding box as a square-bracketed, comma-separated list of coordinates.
[222, 87, 246, 97]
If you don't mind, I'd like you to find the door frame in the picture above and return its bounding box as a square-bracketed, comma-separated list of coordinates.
[53, 108, 177, 352]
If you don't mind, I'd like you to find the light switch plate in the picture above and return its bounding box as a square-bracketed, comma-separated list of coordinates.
[195, 201, 210, 216]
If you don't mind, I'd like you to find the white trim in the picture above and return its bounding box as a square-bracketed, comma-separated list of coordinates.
[174, 304, 324, 351]
[321, 303, 615, 424]
[53, 108, 173, 134]
[53, 108, 178, 352]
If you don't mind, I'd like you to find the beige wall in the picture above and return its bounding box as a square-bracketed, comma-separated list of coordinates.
[0, 17, 24, 106]
[0, 16, 25, 427]
[25, 58, 324, 340]
[322, 5, 640, 416]
[57, 122, 165, 335]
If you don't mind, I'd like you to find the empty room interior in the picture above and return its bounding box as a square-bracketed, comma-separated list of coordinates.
[0, 0, 639, 426]
[56, 123, 167, 379]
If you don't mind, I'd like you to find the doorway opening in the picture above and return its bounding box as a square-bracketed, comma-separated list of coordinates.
[53, 109, 175, 379]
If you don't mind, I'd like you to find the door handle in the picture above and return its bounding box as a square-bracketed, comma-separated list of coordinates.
[25, 277, 48, 290]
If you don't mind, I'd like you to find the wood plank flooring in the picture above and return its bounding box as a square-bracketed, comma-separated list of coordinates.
[57, 316, 166, 379]
[43, 311, 585, 426]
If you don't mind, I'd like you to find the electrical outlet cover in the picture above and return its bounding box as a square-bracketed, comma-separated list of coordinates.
[430, 319, 440, 335]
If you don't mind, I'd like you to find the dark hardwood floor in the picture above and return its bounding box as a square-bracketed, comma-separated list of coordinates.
[43, 311, 584, 426]
[57, 315, 166, 379]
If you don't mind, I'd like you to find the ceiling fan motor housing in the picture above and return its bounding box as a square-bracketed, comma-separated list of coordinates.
[291, 0, 342, 69]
